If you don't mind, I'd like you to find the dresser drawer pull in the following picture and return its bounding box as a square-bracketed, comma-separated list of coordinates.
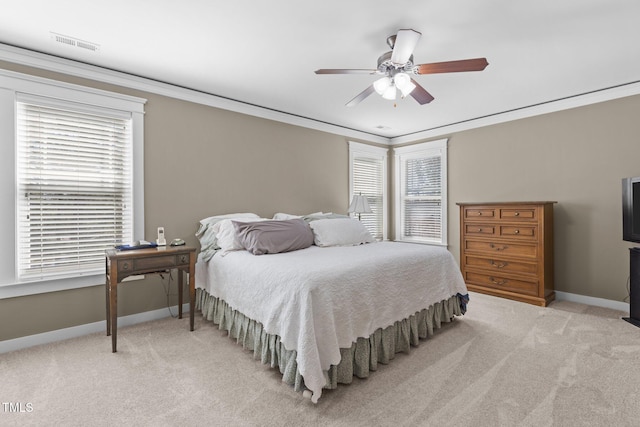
[489, 243, 509, 251]
[489, 276, 508, 286]
[514, 229, 520, 234]
[490, 260, 509, 268]
[514, 212, 520, 216]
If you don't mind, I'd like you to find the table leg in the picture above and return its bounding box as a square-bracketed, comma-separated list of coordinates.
[110, 282, 118, 353]
[106, 276, 111, 336]
[189, 265, 195, 332]
[178, 269, 183, 319]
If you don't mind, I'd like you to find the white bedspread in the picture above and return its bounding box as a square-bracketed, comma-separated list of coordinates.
[195, 241, 467, 402]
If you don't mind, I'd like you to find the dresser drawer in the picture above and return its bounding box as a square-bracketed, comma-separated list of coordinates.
[499, 225, 537, 240]
[464, 255, 538, 275]
[464, 271, 539, 296]
[465, 223, 497, 237]
[464, 207, 497, 221]
[499, 207, 537, 221]
[118, 255, 177, 274]
[464, 239, 537, 258]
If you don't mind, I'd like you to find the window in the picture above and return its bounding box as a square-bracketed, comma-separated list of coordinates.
[394, 139, 448, 245]
[16, 98, 133, 281]
[349, 141, 388, 240]
[0, 69, 145, 296]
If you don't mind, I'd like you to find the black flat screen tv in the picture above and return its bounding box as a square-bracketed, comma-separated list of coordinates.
[622, 177, 640, 243]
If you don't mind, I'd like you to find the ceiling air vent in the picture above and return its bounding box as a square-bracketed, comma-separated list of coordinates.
[50, 32, 99, 52]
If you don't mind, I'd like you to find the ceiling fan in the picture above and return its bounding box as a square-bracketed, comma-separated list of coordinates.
[315, 29, 488, 107]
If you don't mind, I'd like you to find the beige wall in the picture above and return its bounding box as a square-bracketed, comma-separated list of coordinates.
[0, 61, 354, 341]
[445, 95, 640, 302]
[1, 59, 638, 343]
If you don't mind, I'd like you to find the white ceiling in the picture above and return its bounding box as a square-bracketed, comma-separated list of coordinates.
[1, 0, 640, 141]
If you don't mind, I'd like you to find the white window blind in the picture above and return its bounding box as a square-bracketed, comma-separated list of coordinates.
[353, 157, 384, 239]
[349, 142, 388, 241]
[394, 139, 448, 245]
[16, 100, 133, 281]
[404, 156, 442, 240]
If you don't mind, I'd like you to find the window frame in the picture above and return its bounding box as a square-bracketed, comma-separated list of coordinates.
[393, 138, 448, 246]
[0, 69, 146, 298]
[348, 141, 388, 241]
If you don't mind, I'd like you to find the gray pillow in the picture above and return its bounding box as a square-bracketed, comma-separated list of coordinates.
[233, 218, 314, 255]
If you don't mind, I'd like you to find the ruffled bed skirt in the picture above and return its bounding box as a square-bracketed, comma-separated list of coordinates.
[196, 288, 463, 393]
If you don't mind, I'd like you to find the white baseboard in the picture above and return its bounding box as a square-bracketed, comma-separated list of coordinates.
[0, 303, 190, 354]
[555, 291, 630, 313]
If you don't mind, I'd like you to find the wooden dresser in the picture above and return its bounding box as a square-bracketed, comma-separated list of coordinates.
[457, 202, 556, 306]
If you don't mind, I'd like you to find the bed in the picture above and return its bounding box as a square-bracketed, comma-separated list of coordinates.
[194, 212, 469, 403]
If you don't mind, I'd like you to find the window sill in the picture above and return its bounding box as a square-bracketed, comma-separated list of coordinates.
[0, 274, 143, 299]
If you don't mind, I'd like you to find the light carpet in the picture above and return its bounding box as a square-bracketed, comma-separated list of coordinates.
[1, 292, 639, 426]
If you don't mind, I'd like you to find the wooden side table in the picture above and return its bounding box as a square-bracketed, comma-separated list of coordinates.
[105, 246, 197, 352]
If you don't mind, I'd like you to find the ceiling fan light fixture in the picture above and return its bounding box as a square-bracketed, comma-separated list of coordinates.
[382, 85, 396, 100]
[373, 76, 392, 95]
[394, 72, 416, 97]
[394, 72, 410, 86]
[398, 80, 416, 97]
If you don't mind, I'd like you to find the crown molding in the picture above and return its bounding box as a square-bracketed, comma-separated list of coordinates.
[2, 43, 639, 147]
[0, 43, 390, 145]
[389, 80, 640, 145]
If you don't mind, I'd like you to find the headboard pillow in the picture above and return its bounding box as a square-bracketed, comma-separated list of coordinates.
[199, 212, 260, 227]
[309, 218, 374, 247]
[195, 213, 261, 261]
[214, 217, 267, 255]
[233, 218, 314, 255]
[302, 212, 350, 222]
[196, 212, 260, 252]
[273, 211, 324, 220]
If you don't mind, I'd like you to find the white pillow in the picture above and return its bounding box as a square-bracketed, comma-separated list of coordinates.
[214, 217, 266, 255]
[272, 212, 301, 220]
[195, 213, 262, 260]
[199, 212, 259, 226]
[273, 211, 323, 220]
[309, 218, 374, 247]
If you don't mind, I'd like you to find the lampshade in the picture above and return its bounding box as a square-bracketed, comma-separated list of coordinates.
[373, 76, 392, 95]
[381, 85, 396, 100]
[348, 194, 373, 220]
[394, 72, 416, 97]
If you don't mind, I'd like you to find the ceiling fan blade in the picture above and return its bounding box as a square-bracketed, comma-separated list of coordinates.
[409, 79, 434, 105]
[346, 85, 375, 107]
[390, 29, 422, 65]
[315, 69, 376, 75]
[416, 58, 488, 74]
